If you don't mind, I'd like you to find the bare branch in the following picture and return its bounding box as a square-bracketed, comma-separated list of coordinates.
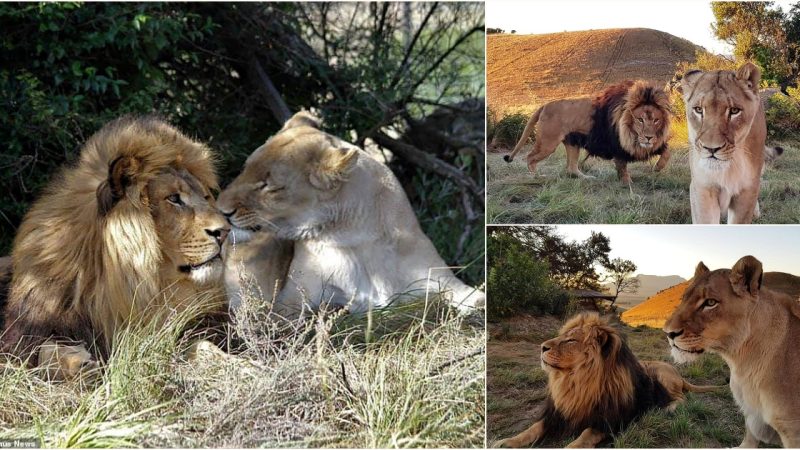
[251, 58, 292, 123]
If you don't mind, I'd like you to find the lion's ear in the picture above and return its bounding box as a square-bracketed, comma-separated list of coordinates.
[678, 70, 703, 95]
[597, 326, 622, 359]
[281, 111, 321, 131]
[96, 155, 141, 215]
[694, 261, 710, 278]
[736, 62, 761, 94]
[309, 147, 359, 190]
[730, 255, 763, 298]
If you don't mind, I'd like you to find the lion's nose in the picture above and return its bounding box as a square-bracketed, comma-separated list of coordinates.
[702, 144, 724, 154]
[206, 225, 230, 245]
[644, 135, 654, 142]
[541, 344, 551, 353]
[666, 329, 684, 340]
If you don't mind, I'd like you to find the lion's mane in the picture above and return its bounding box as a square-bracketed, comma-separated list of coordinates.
[565, 80, 671, 162]
[0, 116, 218, 361]
[538, 313, 671, 439]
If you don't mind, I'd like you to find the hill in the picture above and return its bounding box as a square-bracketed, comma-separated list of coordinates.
[621, 272, 800, 328]
[487, 28, 702, 115]
[604, 274, 686, 308]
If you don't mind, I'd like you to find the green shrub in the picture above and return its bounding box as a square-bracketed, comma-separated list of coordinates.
[766, 87, 800, 139]
[491, 112, 530, 149]
[487, 233, 568, 319]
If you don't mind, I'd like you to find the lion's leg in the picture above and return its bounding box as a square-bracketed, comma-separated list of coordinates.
[566, 428, 606, 448]
[614, 158, 632, 185]
[654, 148, 671, 172]
[494, 420, 545, 448]
[728, 188, 759, 224]
[738, 423, 761, 448]
[690, 182, 721, 224]
[37, 340, 98, 381]
[565, 145, 593, 178]
[526, 131, 564, 175]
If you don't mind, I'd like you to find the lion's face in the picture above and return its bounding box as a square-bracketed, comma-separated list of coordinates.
[663, 256, 763, 364]
[628, 104, 667, 149]
[680, 63, 762, 170]
[217, 113, 358, 242]
[540, 314, 618, 373]
[147, 169, 229, 285]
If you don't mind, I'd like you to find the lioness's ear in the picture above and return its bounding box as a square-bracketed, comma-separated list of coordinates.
[694, 261, 710, 278]
[309, 147, 359, 190]
[96, 155, 140, 215]
[281, 111, 321, 132]
[678, 70, 703, 95]
[730, 255, 763, 298]
[736, 62, 761, 94]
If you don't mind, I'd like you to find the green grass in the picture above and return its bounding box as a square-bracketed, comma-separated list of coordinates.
[487, 314, 746, 448]
[0, 294, 485, 448]
[487, 138, 800, 224]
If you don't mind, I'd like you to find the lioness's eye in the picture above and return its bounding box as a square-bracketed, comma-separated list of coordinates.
[167, 193, 184, 206]
[693, 106, 703, 114]
[654, 119, 660, 124]
[702, 298, 719, 309]
[729, 107, 741, 115]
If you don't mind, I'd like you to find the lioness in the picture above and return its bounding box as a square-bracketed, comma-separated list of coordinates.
[678, 62, 780, 224]
[217, 112, 484, 317]
[664, 256, 800, 447]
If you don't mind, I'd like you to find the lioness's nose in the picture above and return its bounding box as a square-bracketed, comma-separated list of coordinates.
[541, 344, 551, 353]
[206, 225, 230, 245]
[702, 144, 724, 154]
[665, 329, 684, 340]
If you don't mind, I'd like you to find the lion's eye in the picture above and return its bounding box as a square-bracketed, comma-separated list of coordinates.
[166, 193, 184, 206]
[693, 106, 703, 115]
[637, 118, 644, 123]
[702, 298, 719, 309]
[654, 119, 659, 124]
[729, 107, 741, 116]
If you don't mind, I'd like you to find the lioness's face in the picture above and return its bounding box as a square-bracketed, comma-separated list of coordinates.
[629, 104, 666, 149]
[663, 256, 763, 364]
[217, 123, 358, 242]
[540, 326, 594, 372]
[680, 63, 762, 168]
[148, 169, 229, 285]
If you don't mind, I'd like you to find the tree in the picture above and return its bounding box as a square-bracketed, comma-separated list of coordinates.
[711, 1, 796, 89]
[603, 258, 640, 307]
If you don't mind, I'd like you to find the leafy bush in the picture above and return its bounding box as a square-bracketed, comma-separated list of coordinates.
[487, 233, 568, 320]
[766, 87, 800, 139]
[490, 112, 530, 149]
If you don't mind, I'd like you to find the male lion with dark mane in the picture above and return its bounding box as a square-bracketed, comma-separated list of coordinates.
[664, 256, 800, 447]
[495, 313, 717, 448]
[0, 117, 229, 380]
[504, 81, 672, 184]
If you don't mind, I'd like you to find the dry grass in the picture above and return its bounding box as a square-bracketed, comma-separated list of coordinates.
[487, 28, 699, 116]
[0, 289, 485, 448]
[487, 314, 744, 448]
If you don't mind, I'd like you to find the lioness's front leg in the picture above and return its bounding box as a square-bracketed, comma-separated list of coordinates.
[566, 428, 606, 448]
[494, 420, 545, 448]
[38, 340, 98, 381]
[654, 148, 671, 172]
[737, 425, 760, 448]
[727, 187, 759, 224]
[690, 182, 721, 224]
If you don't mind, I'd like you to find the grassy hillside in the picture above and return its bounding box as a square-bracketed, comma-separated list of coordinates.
[487, 314, 743, 448]
[621, 271, 800, 328]
[605, 274, 686, 308]
[487, 28, 700, 115]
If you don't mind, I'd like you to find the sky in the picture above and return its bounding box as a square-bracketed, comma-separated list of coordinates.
[550, 225, 800, 279]
[487, 0, 797, 55]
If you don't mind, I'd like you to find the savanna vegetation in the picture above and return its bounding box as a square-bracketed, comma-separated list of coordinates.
[487, 2, 800, 224]
[0, 2, 485, 447]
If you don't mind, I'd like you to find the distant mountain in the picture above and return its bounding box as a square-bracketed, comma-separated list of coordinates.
[603, 274, 686, 308]
[621, 272, 800, 328]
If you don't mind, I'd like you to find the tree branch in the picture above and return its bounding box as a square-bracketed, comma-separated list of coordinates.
[251, 57, 292, 124]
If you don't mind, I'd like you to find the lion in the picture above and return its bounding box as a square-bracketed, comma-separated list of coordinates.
[216, 111, 484, 318]
[0, 116, 229, 380]
[664, 256, 800, 447]
[503, 80, 672, 184]
[678, 62, 784, 224]
[496, 313, 718, 448]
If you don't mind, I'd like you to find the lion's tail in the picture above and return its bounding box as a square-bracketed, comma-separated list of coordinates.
[764, 145, 784, 163]
[504, 106, 543, 163]
[682, 380, 723, 393]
